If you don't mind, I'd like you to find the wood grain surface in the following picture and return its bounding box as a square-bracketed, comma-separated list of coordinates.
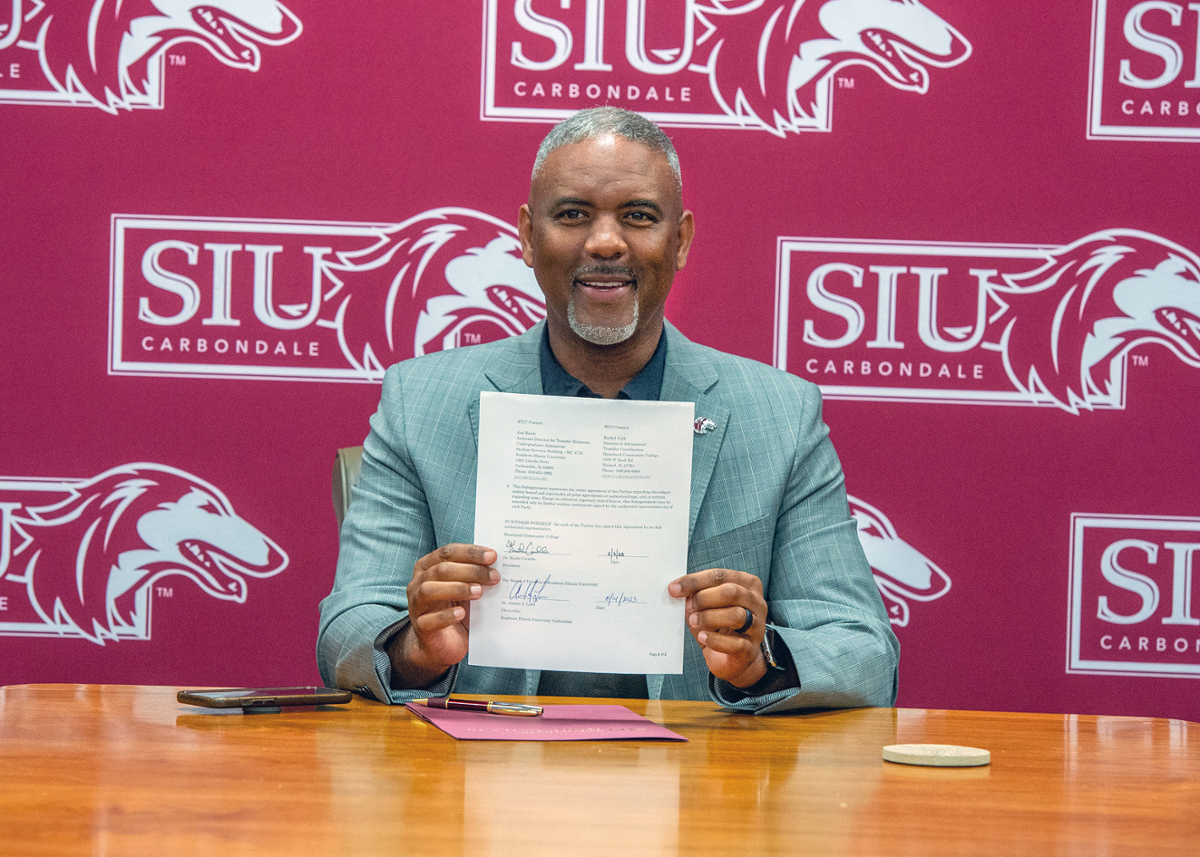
[1, 685, 1196, 856]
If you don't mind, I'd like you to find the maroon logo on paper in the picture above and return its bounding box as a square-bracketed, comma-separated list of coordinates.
[1089, 0, 1200, 140]
[484, 0, 971, 136]
[1068, 514, 1200, 678]
[110, 209, 546, 382]
[0, 464, 287, 644]
[850, 495, 950, 627]
[776, 230, 1200, 413]
[0, 1, 301, 111]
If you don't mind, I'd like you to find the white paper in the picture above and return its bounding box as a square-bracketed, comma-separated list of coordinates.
[470, 391, 693, 674]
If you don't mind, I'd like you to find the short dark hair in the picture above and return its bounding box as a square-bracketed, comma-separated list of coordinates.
[531, 107, 682, 191]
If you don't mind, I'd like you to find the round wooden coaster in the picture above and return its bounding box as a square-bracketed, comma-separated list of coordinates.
[882, 743, 991, 767]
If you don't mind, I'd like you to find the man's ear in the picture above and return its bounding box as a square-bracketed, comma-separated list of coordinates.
[518, 204, 535, 268]
[675, 210, 695, 270]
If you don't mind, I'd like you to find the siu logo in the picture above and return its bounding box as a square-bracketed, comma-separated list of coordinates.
[110, 209, 546, 382]
[850, 496, 950, 626]
[0, 0, 301, 111]
[1089, 0, 1200, 141]
[0, 464, 287, 644]
[776, 229, 1200, 413]
[484, 0, 971, 135]
[1068, 514, 1200, 678]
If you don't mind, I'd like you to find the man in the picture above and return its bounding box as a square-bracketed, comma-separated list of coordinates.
[318, 107, 898, 712]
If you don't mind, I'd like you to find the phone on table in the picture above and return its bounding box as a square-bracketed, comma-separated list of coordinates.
[177, 686, 353, 710]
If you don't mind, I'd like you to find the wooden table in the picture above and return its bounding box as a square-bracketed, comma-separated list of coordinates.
[1, 685, 1196, 855]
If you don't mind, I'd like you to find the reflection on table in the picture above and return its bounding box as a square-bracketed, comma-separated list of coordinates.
[0, 685, 1196, 855]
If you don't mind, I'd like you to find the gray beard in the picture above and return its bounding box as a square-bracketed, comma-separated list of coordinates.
[567, 297, 638, 346]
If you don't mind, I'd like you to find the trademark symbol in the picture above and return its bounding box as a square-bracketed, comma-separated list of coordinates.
[169, 54, 186, 66]
[155, 586, 174, 598]
[1133, 354, 1149, 367]
[837, 76, 855, 89]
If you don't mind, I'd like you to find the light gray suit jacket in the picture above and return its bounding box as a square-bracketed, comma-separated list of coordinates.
[318, 322, 898, 713]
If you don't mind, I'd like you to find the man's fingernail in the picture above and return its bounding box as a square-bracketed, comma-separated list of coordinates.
[669, 582, 681, 596]
[470, 584, 482, 597]
[688, 613, 698, 628]
[489, 569, 500, 582]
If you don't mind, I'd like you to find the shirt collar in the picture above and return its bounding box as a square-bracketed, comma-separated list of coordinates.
[539, 326, 667, 401]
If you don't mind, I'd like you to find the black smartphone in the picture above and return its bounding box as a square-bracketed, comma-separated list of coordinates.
[177, 686, 353, 709]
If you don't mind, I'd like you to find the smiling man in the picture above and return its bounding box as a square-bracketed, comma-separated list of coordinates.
[318, 108, 898, 712]
[520, 122, 693, 396]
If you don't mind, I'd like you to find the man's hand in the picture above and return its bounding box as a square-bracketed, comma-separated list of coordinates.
[669, 568, 768, 688]
[387, 544, 499, 689]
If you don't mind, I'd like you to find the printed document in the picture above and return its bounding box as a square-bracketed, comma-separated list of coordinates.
[470, 391, 693, 674]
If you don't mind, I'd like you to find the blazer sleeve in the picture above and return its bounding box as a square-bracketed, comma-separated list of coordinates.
[316, 363, 455, 702]
[709, 382, 900, 713]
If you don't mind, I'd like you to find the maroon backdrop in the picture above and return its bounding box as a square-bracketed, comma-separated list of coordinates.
[4, 1, 1199, 722]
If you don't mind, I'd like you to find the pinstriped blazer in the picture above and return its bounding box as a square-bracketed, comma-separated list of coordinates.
[317, 321, 898, 713]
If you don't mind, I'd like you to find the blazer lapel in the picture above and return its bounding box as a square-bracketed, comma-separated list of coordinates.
[660, 324, 729, 542]
[468, 323, 545, 442]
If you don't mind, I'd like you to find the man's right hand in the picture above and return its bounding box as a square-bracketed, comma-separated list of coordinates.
[386, 544, 499, 689]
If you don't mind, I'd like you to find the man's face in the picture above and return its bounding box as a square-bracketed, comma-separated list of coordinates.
[518, 134, 694, 351]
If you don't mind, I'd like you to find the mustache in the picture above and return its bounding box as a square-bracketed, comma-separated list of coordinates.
[572, 265, 637, 281]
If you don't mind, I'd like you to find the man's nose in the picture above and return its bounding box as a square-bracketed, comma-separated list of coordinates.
[584, 217, 627, 259]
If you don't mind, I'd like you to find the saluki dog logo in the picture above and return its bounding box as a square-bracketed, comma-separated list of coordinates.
[1, 0, 301, 111]
[0, 463, 287, 644]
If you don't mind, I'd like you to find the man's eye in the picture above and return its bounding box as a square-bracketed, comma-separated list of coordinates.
[627, 211, 656, 223]
[557, 209, 586, 221]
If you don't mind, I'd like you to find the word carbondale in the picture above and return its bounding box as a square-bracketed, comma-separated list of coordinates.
[512, 79, 691, 104]
[139, 336, 319, 358]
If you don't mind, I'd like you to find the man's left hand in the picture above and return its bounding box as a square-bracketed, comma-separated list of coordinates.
[669, 568, 767, 688]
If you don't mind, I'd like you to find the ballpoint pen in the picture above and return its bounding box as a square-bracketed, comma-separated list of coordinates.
[410, 697, 543, 717]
